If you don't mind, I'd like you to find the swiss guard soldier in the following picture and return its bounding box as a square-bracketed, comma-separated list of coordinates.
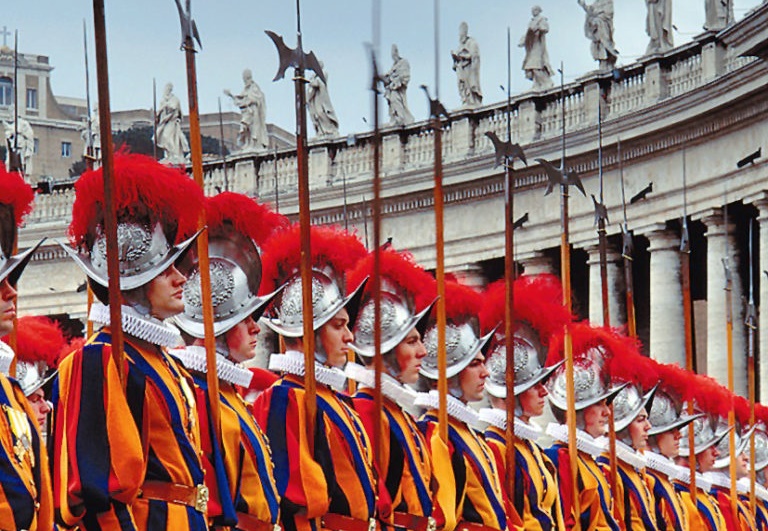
[172, 192, 287, 531]
[743, 415, 768, 531]
[415, 280, 507, 531]
[343, 249, 437, 531]
[673, 376, 729, 531]
[705, 400, 756, 531]
[544, 323, 625, 531]
[644, 362, 703, 531]
[0, 166, 52, 530]
[598, 347, 659, 531]
[54, 153, 208, 530]
[253, 224, 377, 531]
[476, 274, 569, 531]
[8, 315, 66, 433]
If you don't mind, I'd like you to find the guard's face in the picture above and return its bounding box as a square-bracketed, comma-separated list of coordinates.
[697, 445, 719, 473]
[146, 264, 186, 320]
[27, 388, 51, 428]
[0, 278, 17, 337]
[226, 316, 261, 363]
[628, 408, 652, 451]
[458, 352, 489, 403]
[519, 382, 548, 419]
[583, 399, 610, 438]
[736, 452, 749, 479]
[318, 308, 353, 368]
[655, 428, 682, 458]
[395, 327, 427, 385]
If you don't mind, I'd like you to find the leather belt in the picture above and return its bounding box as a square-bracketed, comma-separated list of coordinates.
[139, 480, 209, 514]
[456, 521, 500, 531]
[235, 512, 280, 531]
[392, 512, 437, 531]
[322, 513, 378, 531]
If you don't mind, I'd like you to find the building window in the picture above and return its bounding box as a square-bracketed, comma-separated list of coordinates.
[33, 138, 39, 154]
[61, 141, 72, 158]
[0, 77, 11, 106]
[26, 88, 37, 110]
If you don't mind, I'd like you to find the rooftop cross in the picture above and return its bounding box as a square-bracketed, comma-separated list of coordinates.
[0, 26, 11, 47]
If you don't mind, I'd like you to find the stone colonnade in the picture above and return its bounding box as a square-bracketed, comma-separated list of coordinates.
[515, 199, 768, 401]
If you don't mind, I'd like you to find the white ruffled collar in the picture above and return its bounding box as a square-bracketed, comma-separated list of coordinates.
[546, 422, 609, 458]
[169, 346, 254, 387]
[344, 362, 419, 410]
[269, 350, 347, 391]
[0, 341, 14, 376]
[645, 450, 687, 479]
[615, 440, 647, 470]
[702, 471, 732, 491]
[90, 302, 182, 348]
[477, 408, 543, 442]
[737, 477, 768, 501]
[672, 466, 713, 492]
[414, 390, 479, 426]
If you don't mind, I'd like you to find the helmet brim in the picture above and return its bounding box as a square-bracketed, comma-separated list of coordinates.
[0, 239, 45, 286]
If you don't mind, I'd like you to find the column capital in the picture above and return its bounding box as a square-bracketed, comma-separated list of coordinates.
[645, 227, 680, 253]
[584, 243, 622, 265]
[744, 191, 768, 217]
[519, 251, 552, 276]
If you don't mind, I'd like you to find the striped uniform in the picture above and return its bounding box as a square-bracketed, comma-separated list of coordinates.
[673, 480, 726, 531]
[192, 374, 281, 531]
[711, 486, 756, 531]
[253, 374, 376, 531]
[53, 330, 207, 530]
[645, 468, 689, 531]
[596, 456, 657, 530]
[418, 411, 506, 531]
[0, 372, 53, 531]
[352, 389, 434, 530]
[485, 424, 562, 531]
[544, 443, 620, 531]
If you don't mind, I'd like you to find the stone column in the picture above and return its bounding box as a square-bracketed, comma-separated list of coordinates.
[749, 195, 768, 405]
[519, 252, 553, 276]
[645, 226, 685, 366]
[448, 263, 486, 290]
[585, 245, 625, 327]
[699, 209, 747, 395]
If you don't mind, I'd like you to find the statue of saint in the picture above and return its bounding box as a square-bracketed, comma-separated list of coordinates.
[307, 62, 339, 138]
[645, 0, 674, 55]
[578, 0, 619, 69]
[704, 0, 733, 31]
[383, 45, 414, 126]
[519, 6, 555, 91]
[4, 115, 35, 175]
[452, 22, 483, 107]
[224, 69, 269, 152]
[154, 82, 189, 164]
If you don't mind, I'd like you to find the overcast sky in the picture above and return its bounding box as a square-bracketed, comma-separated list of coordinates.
[5, 0, 760, 136]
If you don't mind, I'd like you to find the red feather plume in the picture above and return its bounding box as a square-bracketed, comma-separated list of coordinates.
[479, 274, 573, 346]
[755, 403, 768, 427]
[259, 224, 368, 294]
[346, 249, 437, 311]
[655, 362, 696, 403]
[205, 192, 288, 246]
[3, 316, 66, 367]
[68, 153, 204, 248]
[442, 280, 481, 323]
[733, 395, 752, 427]
[0, 167, 34, 226]
[690, 373, 732, 418]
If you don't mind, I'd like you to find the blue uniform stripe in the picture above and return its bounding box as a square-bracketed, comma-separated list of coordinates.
[266, 385, 291, 496]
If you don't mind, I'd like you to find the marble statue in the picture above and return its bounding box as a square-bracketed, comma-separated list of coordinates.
[4, 115, 34, 175]
[645, 0, 674, 55]
[154, 82, 189, 164]
[704, 0, 733, 31]
[224, 69, 269, 152]
[520, 6, 555, 91]
[451, 22, 483, 107]
[578, 0, 619, 69]
[383, 44, 414, 126]
[307, 62, 339, 138]
[81, 109, 101, 161]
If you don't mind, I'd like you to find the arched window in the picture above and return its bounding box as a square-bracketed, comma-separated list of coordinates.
[0, 77, 12, 107]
